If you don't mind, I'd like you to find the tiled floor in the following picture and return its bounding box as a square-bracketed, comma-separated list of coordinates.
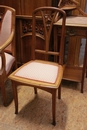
[0, 79, 87, 130]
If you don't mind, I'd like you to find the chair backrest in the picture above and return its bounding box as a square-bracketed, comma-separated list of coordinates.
[58, 0, 87, 16]
[32, 7, 66, 65]
[0, 5, 15, 55]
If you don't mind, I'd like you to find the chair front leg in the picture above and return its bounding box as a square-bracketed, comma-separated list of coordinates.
[52, 89, 56, 125]
[58, 84, 61, 99]
[34, 87, 37, 94]
[12, 81, 18, 114]
[1, 82, 7, 106]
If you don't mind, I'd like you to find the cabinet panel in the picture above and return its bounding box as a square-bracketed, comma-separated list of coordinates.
[21, 0, 52, 15]
[0, 0, 21, 14]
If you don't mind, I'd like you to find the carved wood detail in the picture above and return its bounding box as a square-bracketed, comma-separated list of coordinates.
[22, 20, 32, 34]
[22, 13, 53, 36]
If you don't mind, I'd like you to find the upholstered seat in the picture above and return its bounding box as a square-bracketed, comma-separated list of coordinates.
[9, 60, 63, 87]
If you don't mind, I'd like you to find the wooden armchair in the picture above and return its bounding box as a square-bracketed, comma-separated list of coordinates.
[0, 5, 16, 106]
[58, 0, 87, 16]
[9, 7, 66, 125]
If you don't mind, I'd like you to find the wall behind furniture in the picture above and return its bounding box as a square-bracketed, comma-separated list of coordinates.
[0, 0, 52, 15]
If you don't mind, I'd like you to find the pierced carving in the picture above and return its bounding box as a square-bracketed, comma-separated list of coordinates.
[22, 20, 32, 33]
[22, 13, 54, 36]
[44, 14, 52, 31]
[35, 14, 54, 35]
[36, 21, 44, 35]
[22, 19, 44, 36]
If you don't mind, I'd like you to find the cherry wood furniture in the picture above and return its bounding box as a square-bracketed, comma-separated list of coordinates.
[0, 5, 16, 106]
[54, 16, 87, 93]
[9, 7, 66, 125]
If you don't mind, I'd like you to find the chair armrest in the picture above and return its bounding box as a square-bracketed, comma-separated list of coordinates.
[0, 51, 6, 75]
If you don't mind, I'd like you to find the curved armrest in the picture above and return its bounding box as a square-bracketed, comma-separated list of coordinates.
[0, 51, 6, 75]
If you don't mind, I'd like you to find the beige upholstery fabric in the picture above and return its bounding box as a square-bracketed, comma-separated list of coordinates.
[15, 61, 59, 83]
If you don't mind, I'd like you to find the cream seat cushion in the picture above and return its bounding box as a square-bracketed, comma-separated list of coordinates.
[15, 61, 59, 84]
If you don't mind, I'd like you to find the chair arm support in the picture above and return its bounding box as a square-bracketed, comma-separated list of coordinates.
[0, 51, 6, 75]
